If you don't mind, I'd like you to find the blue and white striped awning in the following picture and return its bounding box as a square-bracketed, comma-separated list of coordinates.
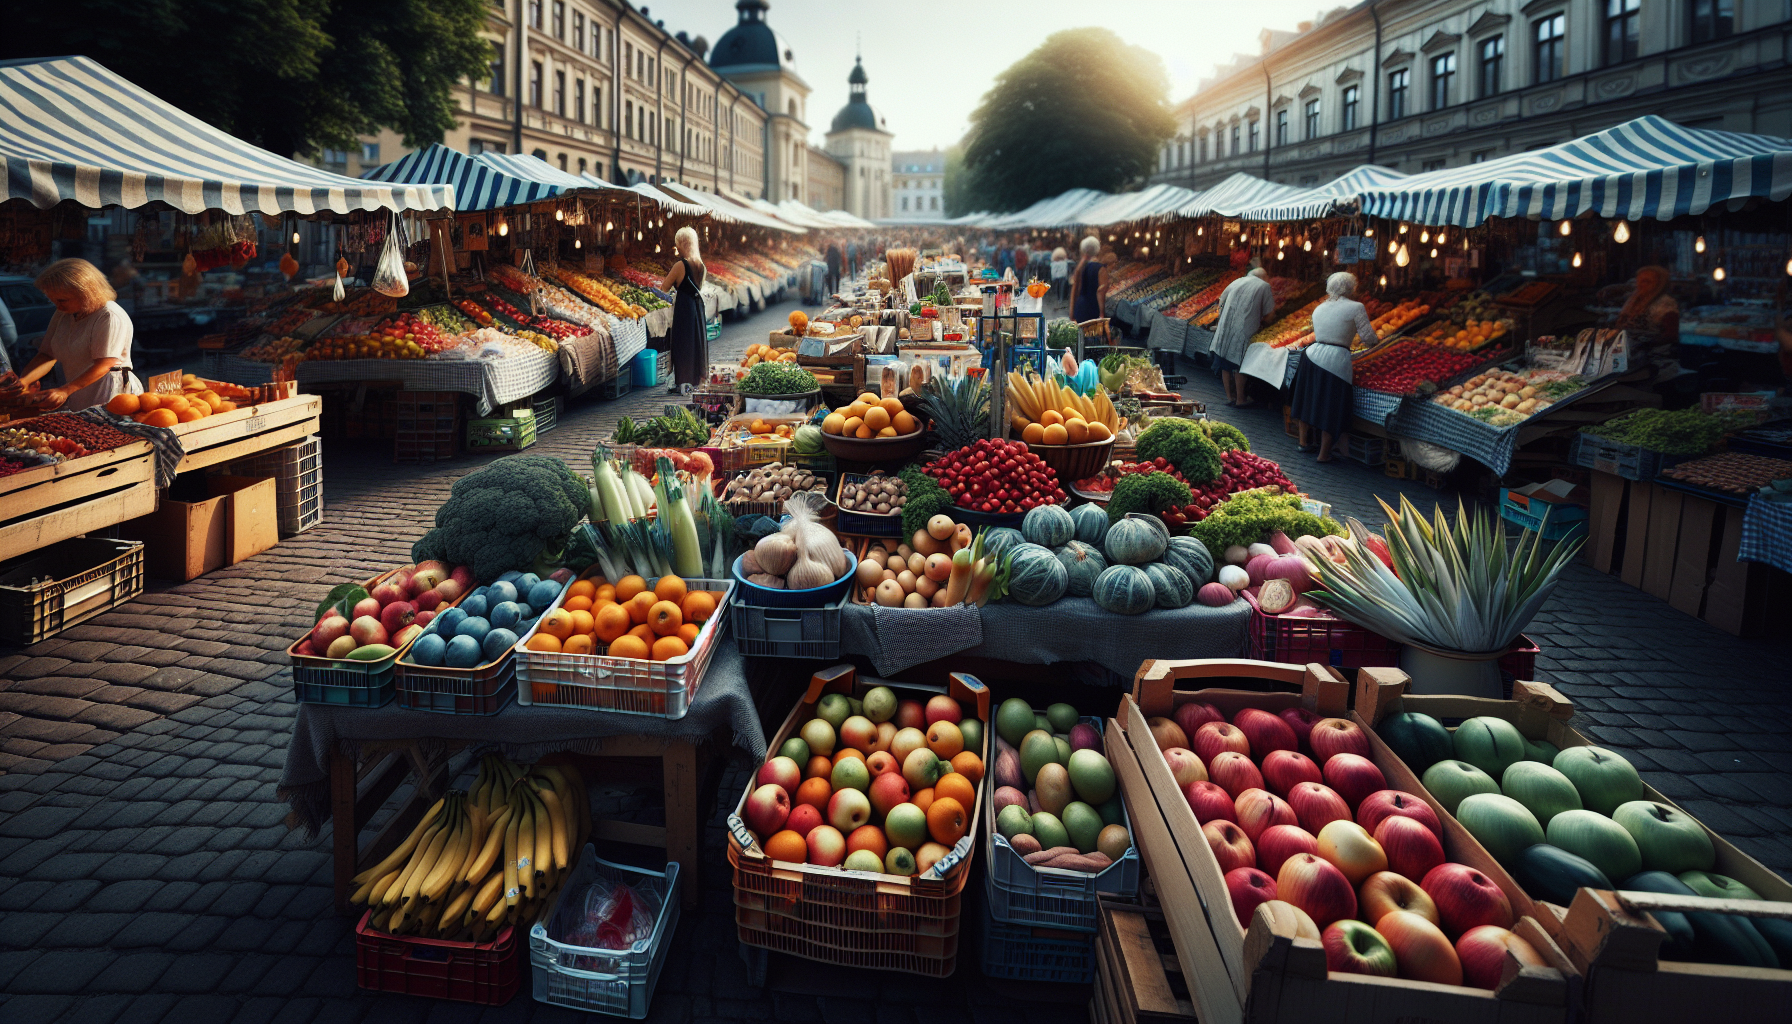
[1239, 165, 1411, 221]
[1177, 173, 1308, 218]
[0, 56, 452, 214]
[1076, 184, 1199, 226]
[981, 188, 1112, 230]
[478, 152, 619, 192]
[1359, 116, 1792, 227]
[362, 144, 565, 211]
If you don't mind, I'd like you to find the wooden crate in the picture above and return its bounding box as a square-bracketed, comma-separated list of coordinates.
[1113, 659, 1579, 1024]
[1353, 668, 1792, 1024]
[0, 441, 158, 561]
[1093, 896, 1199, 1024]
[171, 394, 323, 473]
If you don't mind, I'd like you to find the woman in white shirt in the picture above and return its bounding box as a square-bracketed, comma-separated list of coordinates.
[1290, 272, 1379, 462]
[18, 258, 140, 411]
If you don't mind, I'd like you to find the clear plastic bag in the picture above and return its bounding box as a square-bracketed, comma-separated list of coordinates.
[562, 877, 661, 950]
[331, 273, 346, 303]
[371, 218, 409, 297]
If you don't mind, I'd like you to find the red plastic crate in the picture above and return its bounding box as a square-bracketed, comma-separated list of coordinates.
[1498, 634, 1540, 681]
[1246, 605, 1401, 669]
[354, 911, 520, 1005]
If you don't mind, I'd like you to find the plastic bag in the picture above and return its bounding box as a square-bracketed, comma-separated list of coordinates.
[371, 219, 409, 297]
[331, 273, 346, 303]
[563, 878, 660, 950]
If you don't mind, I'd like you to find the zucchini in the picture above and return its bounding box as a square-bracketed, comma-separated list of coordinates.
[1619, 871, 1700, 959]
[1621, 870, 1777, 967]
[1513, 843, 1611, 907]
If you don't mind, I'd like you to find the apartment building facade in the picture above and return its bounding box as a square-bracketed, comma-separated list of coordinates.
[1148, 0, 1792, 191]
[890, 149, 945, 221]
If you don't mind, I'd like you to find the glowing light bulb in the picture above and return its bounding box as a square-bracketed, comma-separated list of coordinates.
[1558, 220, 1572, 236]
[1399, 223, 1408, 234]
[1572, 251, 1582, 268]
[1276, 250, 1285, 260]
[1713, 266, 1726, 281]
[1379, 275, 1388, 288]
[1388, 240, 1398, 254]
[1613, 220, 1630, 243]
[605, 221, 613, 231]
[291, 231, 301, 245]
[1436, 232, 1447, 244]
[1395, 244, 1410, 267]
[555, 208, 564, 221]
[1430, 248, 1438, 258]
[1278, 237, 1286, 248]
[1420, 230, 1429, 243]
[1322, 249, 1328, 257]
[1197, 226, 1203, 236]
[1364, 227, 1374, 237]
[1303, 240, 1312, 251]
[636, 231, 643, 240]
[497, 221, 508, 236]
[1785, 258, 1792, 276]
[574, 238, 581, 249]
[1695, 235, 1706, 253]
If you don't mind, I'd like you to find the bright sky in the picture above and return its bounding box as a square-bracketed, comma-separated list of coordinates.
[638, 0, 1328, 151]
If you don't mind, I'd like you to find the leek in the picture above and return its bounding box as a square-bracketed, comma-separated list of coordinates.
[654, 458, 705, 578]
[591, 451, 629, 526]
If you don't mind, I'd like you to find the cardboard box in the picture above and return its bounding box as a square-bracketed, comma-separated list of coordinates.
[122, 475, 277, 581]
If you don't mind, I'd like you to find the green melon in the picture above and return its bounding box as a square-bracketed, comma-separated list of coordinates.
[1069, 502, 1110, 547]
[1006, 543, 1068, 607]
[1093, 564, 1155, 615]
[1023, 504, 1076, 548]
[1105, 515, 1168, 566]
[1055, 541, 1108, 597]
[1161, 535, 1215, 588]
[1144, 562, 1194, 609]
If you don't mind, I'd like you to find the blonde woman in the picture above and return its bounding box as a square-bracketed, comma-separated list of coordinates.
[19, 258, 141, 410]
[1069, 236, 1105, 323]
[659, 226, 708, 394]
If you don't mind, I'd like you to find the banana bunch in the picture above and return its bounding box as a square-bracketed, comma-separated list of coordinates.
[351, 755, 589, 943]
[1005, 373, 1120, 441]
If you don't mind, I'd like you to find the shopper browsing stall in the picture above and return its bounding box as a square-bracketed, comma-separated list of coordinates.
[1291, 271, 1380, 463]
[1612, 265, 1680, 357]
[659, 227, 708, 395]
[1209, 266, 1274, 408]
[1069, 236, 1106, 323]
[17, 258, 141, 411]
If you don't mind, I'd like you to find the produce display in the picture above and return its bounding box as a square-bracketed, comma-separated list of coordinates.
[1432, 369, 1559, 422]
[1659, 452, 1792, 496]
[1166, 271, 1240, 320]
[0, 425, 89, 463]
[822, 392, 920, 438]
[1190, 491, 1344, 556]
[854, 521, 990, 608]
[1410, 317, 1513, 352]
[1006, 372, 1118, 444]
[738, 361, 818, 397]
[1580, 406, 1753, 456]
[406, 571, 569, 666]
[923, 438, 1067, 515]
[1352, 340, 1483, 395]
[740, 342, 800, 367]
[740, 685, 984, 876]
[1253, 298, 1324, 349]
[299, 560, 473, 661]
[738, 499, 853, 593]
[1195, 276, 1303, 328]
[721, 463, 829, 507]
[516, 573, 719, 662]
[348, 755, 588, 943]
[837, 471, 906, 516]
[541, 266, 646, 318]
[103, 379, 243, 426]
[991, 699, 1133, 868]
[1498, 281, 1557, 306]
[611, 407, 710, 449]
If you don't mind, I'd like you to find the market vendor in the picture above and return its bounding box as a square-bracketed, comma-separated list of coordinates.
[1069, 236, 1107, 323]
[1292, 271, 1380, 463]
[1612, 265, 1679, 354]
[1209, 266, 1274, 408]
[17, 258, 141, 411]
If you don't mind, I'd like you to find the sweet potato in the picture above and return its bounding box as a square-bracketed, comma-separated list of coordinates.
[1023, 846, 1080, 865]
[1025, 849, 1114, 873]
[1008, 833, 1042, 856]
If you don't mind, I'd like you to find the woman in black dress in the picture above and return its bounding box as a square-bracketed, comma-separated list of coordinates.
[1069, 235, 1105, 323]
[659, 226, 707, 394]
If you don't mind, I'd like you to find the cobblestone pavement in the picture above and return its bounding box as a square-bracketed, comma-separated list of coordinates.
[0, 298, 1787, 1023]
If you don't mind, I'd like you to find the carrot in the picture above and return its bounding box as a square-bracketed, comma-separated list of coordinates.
[943, 546, 975, 605]
[968, 558, 998, 606]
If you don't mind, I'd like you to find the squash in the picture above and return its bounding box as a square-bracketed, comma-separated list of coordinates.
[1092, 565, 1155, 615]
[1621, 870, 1777, 967]
[1069, 502, 1110, 548]
[1006, 543, 1068, 607]
[1054, 541, 1107, 597]
[980, 527, 1027, 561]
[1022, 504, 1075, 548]
[1511, 843, 1611, 908]
[1144, 562, 1194, 609]
[1161, 535, 1214, 589]
[1104, 514, 1168, 566]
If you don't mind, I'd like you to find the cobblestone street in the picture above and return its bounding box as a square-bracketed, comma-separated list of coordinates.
[0, 301, 1788, 1023]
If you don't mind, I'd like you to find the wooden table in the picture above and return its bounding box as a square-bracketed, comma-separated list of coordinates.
[0, 440, 157, 561]
[169, 393, 321, 473]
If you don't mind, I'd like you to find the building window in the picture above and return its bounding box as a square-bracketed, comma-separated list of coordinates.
[1534, 14, 1565, 84]
[530, 62, 543, 107]
[1248, 120, 1259, 151]
[625, 100, 633, 138]
[1274, 109, 1288, 147]
[360, 142, 380, 164]
[532, 148, 547, 160]
[1230, 125, 1239, 156]
[1605, 0, 1640, 64]
[624, 43, 632, 78]
[1479, 36, 1504, 97]
[554, 71, 565, 116]
[1199, 135, 1208, 162]
[1472, 149, 1494, 163]
[1388, 68, 1409, 120]
[575, 80, 585, 123]
[558, 153, 567, 170]
[1175, 141, 1185, 166]
[1690, 0, 1734, 42]
[321, 148, 348, 171]
[490, 53, 505, 96]
[552, 1, 564, 39]
[527, 0, 541, 29]
[930, 196, 938, 210]
[901, 196, 909, 211]
[578, 157, 587, 174]
[595, 86, 602, 128]
[1342, 85, 1359, 130]
[1303, 99, 1320, 139]
[1421, 158, 1447, 171]
[1430, 53, 1455, 109]
[573, 12, 584, 50]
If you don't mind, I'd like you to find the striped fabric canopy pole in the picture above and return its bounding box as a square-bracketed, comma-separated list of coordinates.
[0, 55, 452, 214]
[1357, 115, 1792, 227]
[1237, 165, 1411, 221]
[362, 144, 558, 212]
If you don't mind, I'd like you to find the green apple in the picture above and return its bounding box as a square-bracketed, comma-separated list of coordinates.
[1456, 792, 1545, 866]
[1452, 717, 1527, 781]
[957, 718, 983, 755]
[799, 718, 836, 758]
[884, 847, 917, 876]
[884, 803, 927, 850]
[1523, 737, 1560, 764]
[1678, 870, 1762, 901]
[778, 736, 810, 764]
[843, 849, 884, 873]
[1376, 712, 1453, 772]
[1501, 761, 1582, 828]
[1552, 746, 1646, 816]
[1546, 809, 1642, 882]
[1046, 702, 1080, 733]
[862, 686, 898, 724]
[1612, 801, 1715, 873]
[816, 693, 853, 731]
[996, 803, 1035, 841]
[1421, 759, 1500, 815]
[996, 698, 1036, 747]
[830, 757, 870, 794]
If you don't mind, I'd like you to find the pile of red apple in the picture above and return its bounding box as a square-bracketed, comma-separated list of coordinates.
[741, 687, 984, 878]
[1148, 703, 1546, 990]
[297, 560, 471, 660]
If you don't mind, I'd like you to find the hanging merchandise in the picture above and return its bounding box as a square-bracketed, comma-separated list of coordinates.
[332, 272, 346, 303]
[372, 213, 410, 297]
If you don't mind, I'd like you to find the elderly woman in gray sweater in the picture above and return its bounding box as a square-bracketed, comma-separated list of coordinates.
[1290, 272, 1380, 462]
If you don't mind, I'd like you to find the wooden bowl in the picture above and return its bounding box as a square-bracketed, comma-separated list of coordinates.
[1030, 437, 1116, 484]
[819, 427, 928, 466]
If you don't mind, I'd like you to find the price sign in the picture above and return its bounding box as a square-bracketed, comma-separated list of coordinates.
[146, 371, 183, 394]
[1334, 237, 1361, 264]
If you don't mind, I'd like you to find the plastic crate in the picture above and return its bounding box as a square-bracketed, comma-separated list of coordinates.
[289, 567, 426, 706]
[394, 391, 460, 463]
[1342, 434, 1386, 467]
[1568, 432, 1690, 482]
[395, 654, 515, 715]
[1498, 500, 1589, 542]
[221, 435, 322, 536]
[727, 669, 989, 977]
[834, 473, 905, 536]
[532, 394, 561, 435]
[467, 411, 538, 452]
[0, 538, 144, 646]
[598, 373, 631, 401]
[985, 714, 1140, 932]
[980, 896, 1096, 984]
[731, 595, 844, 659]
[1246, 599, 1401, 670]
[530, 846, 680, 1019]
[355, 911, 520, 1005]
[515, 574, 733, 719]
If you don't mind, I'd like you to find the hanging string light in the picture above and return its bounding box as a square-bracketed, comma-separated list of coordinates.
[1379, 274, 1388, 287]
[574, 237, 582, 249]
[1197, 225, 1204, 236]
[1436, 231, 1447, 244]
[1713, 265, 1726, 281]
[1572, 251, 1582, 267]
[1399, 223, 1409, 234]
[1276, 249, 1285, 260]
[1420, 229, 1429, 243]
[1785, 257, 1792, 276]
[555, 207, 564, 221]
[1303, 239, 1312, 251]
[1364, 226, 1374, 238]
[1388, 239, 1398, 254]
[1395, 244, 1411, 267]
[1694, 235, 1707, 253]
[1558, 220, 1572, 236]
[1430, 248, 1438, 259]
[1613, 220, 1630, 243]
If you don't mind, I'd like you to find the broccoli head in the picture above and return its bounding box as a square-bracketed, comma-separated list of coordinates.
[1136, 418, 1223, 484]
[1201, 420, 1250, 453]
[411, 454, 592, 583]
[1107, 471, 1192, 523]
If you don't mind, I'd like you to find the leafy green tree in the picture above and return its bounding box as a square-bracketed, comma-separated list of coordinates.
[5, 0, 492, 159]
[959, 28, 1175, 213]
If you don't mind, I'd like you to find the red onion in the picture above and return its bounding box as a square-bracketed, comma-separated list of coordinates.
[1269, 530, 1298, 555]
[1262, 553, 1314, 593]
[1245, 553, 1276, 587]
[1198, 582, 1237, 607]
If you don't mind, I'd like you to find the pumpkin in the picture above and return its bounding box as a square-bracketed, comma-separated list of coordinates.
[1145, 562, 1194, 609]
[1198, 582, 1237, 607]
[1006, 543, 1068, 607]
[1161, 536, 1215, 589]
[1069, 502, 1110, 548]
[981, 527, 1027, 561]
[1022, 504, 1075, 548]
[1055, 541, 1107, 597]
[1093, 564, 1155, 615]
[1105, 514, 1168, 566]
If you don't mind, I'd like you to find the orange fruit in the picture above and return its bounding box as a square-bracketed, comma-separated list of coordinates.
[628, 591, 656, 625]
[832, 747, 866, 767]
[926, 797, 968, 845]
[145, 409, 178, 428]
[911, 788, 935, 814]
[1042, 422, 1069, 445]
[935, 773, 976, 810]
[563, 595, 593, 613]
[569, 580, 597, 600]
[136, 392, 161, 411]
[177, 408, 204, 423]
[627, 623, 656, 644]
[615, 575, 647, 603]
[1021, 422, 1045, 445]
[681, 591, 716, 623]
[648, 600, 683, 636]
[863, 406, 891, 431]
[764, 829, 808, 863]
[795, 776, 833, 809]
[562, 634, 595, 655]
[607, 634, 650, 660]
[650, 635, 688, 661]
[677, 623, 700, 645]
[950, 752, 984, 786]
[217, 401, 235, 413]
[594, 584, 616, 603]
[594, 603, 632, 643]
[653, 575, 687, 604]
[879, 396, 904, 417]
[540, 608, 575, 640]
[525, 633, 562, 653]
[568, 609, 595, 637]
[161, 395, 190, 414]
[892, 411, 918, 434]
[804, 755, 833, 780]
[1039, 409, 1064, 427]
[106, 393, 140, 415]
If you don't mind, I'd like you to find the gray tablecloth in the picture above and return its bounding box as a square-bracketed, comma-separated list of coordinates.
[278, 643, 765, 835]
[1183, 325, 1214, 358]
[294, 348, 558, 416]
[840, 598, 1251, 679]
[1148, 312, 1188, 353]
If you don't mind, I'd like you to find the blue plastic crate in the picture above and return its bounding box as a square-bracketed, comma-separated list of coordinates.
[1499, 501, 1589, 543]
[731, 596, 844, 660]
[293, 664, 395, 707]
[980, 894, 1095, 984]
[531, 847, 679, 1019]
